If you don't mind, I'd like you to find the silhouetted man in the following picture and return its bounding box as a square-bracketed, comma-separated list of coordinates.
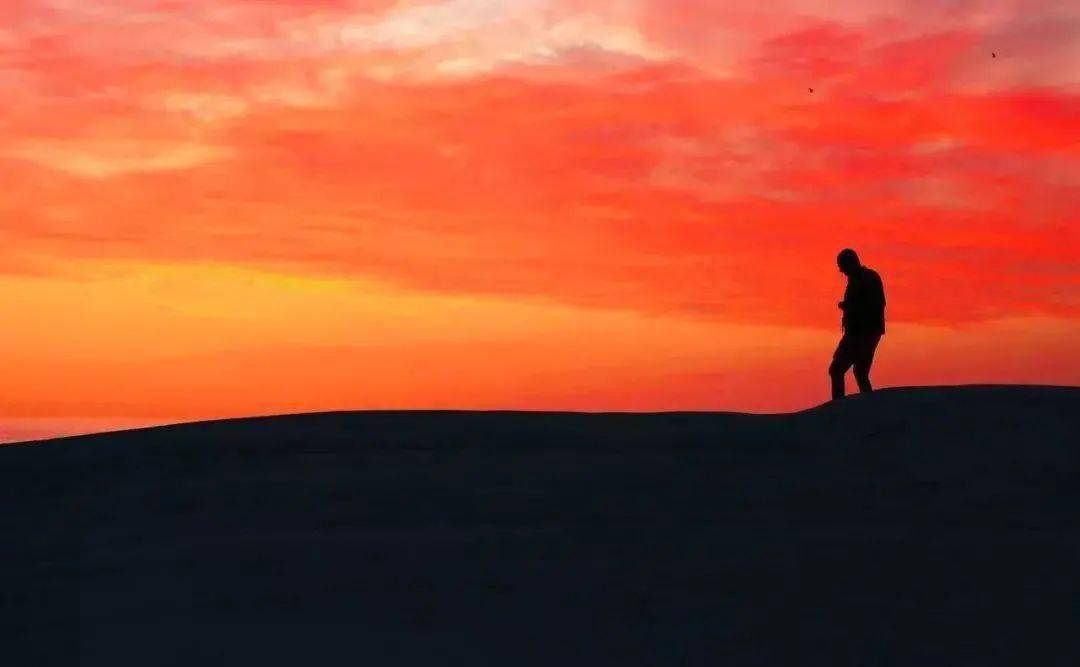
[829, 249, 885, 400]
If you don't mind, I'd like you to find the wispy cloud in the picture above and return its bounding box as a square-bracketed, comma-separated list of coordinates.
[5, 140, 234, 178]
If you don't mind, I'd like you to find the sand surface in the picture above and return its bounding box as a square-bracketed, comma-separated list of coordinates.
[3, 385, 1077, 665]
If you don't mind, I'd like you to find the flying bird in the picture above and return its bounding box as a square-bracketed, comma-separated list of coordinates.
[809, 87, 814, 93]
[992, 52, 997, 58]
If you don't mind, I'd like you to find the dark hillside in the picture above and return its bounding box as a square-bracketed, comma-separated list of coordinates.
[3, 385, 1077, 665]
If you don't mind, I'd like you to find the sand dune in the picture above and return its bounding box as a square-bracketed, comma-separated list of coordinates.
[3, 385, 1077, 665]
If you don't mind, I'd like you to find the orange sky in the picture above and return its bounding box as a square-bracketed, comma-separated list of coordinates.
[1, 0, 1077, 441]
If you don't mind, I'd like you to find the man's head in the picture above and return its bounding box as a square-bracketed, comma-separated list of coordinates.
[836, 248, 861, 276]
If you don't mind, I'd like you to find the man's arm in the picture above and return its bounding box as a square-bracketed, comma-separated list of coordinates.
[838, 280, 854, 310]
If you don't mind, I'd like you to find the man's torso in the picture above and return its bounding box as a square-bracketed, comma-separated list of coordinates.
[843, 267, 886, 336]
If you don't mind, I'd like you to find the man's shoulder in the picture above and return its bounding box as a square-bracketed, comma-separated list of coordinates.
[861, 267, 882, 283]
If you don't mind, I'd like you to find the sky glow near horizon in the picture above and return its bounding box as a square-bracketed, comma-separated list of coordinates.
[1, 0, 1077, 441]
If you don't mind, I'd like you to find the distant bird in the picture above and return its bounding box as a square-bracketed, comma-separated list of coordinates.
[809, 87, 814, 93]
[992, 52, 997, 58]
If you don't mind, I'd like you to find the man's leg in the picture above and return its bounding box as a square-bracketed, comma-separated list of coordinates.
[852, 360, 872, 393]
[829, 337, 854, 400]
[852, 335, 881, 394]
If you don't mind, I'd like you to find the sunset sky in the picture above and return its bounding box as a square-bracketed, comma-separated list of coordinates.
[1, 0, 1077, 441]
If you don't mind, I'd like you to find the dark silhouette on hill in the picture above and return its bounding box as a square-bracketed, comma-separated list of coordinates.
[830, 248, 886, 399]
[2, 385, 1077, 666]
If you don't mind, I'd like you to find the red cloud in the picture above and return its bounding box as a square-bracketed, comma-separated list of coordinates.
[1, 0, 1077, 331]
